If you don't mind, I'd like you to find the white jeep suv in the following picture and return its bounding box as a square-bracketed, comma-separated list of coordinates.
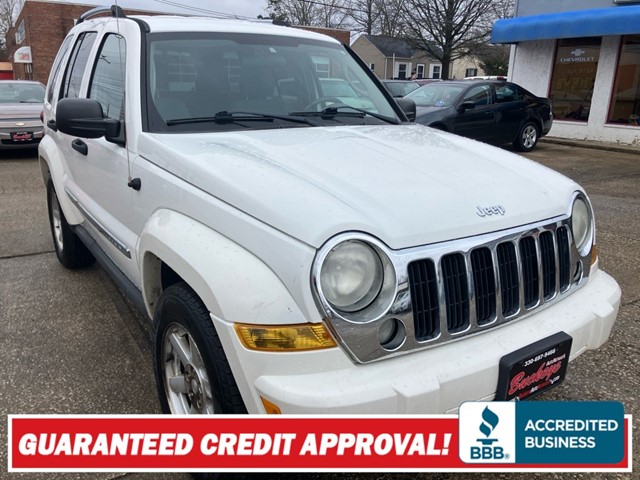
[39, 6, 621, 415]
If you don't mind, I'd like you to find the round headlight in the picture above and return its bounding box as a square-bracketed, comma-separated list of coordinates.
[572, 196, 593, 256]
[320, 240, 384, 313]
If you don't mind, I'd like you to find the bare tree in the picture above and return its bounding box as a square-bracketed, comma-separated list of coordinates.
[266, 0, 349, 28]
[346, 0, 405, 36]
[0, 0, 20, 59]
[375, 0, 405, 37]
[402, 0, 512, 79]
[348, 0, 379, 34]
[316, 0, 350, 28]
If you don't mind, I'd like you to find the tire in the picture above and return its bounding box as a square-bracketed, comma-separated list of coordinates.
[513, 121, 539, 152]
[46, 180, 95, 269]
[153, 282, 247, 415]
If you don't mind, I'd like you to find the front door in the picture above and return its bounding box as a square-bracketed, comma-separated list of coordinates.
[454, 84, 496, 142]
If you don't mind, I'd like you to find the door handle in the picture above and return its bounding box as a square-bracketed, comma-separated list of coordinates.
[72, 139, 88, 156]
[46, 119, 57, 131]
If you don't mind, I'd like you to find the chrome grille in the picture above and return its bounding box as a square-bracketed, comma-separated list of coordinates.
[408, 226, 574, 339]
[315, 214, 589, 364]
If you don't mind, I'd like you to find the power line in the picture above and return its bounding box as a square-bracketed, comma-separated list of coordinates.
[148, 0, 258, 20]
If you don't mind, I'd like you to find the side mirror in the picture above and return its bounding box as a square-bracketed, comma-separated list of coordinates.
[396, 98, 416, 122]
[56, 98, 121, 140]
[457, 101, 476, 114]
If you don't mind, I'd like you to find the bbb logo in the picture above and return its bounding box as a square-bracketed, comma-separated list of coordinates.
[470, 406, 508, 460]
[459, 402, 516, 464]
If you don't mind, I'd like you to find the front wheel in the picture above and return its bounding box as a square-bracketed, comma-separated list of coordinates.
[153, 282, 246, 415]
[513, 121, 539, 152]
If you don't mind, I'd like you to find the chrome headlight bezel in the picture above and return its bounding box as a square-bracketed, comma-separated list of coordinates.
[571, 193, 595, 258]
[313, 234, 397, 323]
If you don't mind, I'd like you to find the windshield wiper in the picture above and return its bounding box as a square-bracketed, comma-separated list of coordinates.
[166, 111, 315, 127]
[290, 104, 400, 125]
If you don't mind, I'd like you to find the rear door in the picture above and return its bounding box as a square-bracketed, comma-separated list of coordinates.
[53, 31, 99, 197]
[493, 82, 527, 143]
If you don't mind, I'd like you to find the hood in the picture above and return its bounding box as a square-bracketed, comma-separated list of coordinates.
[138, 124, 578, 250]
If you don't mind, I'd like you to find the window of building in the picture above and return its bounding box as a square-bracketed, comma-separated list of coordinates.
[608, 35, 640, 126]
[89, 34, 126, 122]
[430, 64, 442, 79]
[395, 62, 410, 79]
[61, 32, 98, 99]
[549, 37, 601, 122]
[416, 64, 425, 79]
[465, 68, 478, 78]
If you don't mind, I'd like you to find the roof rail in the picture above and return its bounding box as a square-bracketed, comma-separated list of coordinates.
[78, 5, 126, 24]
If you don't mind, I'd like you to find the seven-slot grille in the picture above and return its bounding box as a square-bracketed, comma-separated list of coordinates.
[408, 226, 572, 341]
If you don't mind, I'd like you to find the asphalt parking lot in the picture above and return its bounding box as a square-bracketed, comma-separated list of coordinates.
[0, 141, 638, 479]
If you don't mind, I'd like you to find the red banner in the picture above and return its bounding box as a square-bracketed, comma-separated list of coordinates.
[8, 415, 632, 472]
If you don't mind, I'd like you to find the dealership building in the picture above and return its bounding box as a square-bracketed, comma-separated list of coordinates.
[493, 0, 640, 145]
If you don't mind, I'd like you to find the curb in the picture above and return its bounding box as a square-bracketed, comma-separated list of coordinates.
[540, 137, 640, 156]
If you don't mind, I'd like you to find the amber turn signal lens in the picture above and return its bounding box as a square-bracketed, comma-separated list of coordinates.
[591, 244, 598, 265]
[234, 323, 337, 352]
[260, 397, 282, 414]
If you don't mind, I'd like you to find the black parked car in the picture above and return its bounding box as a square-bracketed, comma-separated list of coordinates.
[405, 80, 553, 151]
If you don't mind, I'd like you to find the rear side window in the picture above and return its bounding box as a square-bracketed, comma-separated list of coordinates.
[60, 31, 98, 99]
[89, 34, 126, 121]
[47, 35, 74, 104]
[495, 84, 523, 103]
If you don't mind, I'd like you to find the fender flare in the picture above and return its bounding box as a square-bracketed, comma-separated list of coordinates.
[139, 209, 306, 325]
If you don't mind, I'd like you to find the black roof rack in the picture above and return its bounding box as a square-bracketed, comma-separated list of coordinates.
[77, 5, 126, 24]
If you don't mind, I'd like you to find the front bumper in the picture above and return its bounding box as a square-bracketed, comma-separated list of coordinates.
[214, 267, 620, 414]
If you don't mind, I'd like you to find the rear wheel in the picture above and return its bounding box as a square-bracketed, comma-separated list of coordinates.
[513, 121, 539, 152]
[46, 180, 95, 269]
[153, 282, 246, 415]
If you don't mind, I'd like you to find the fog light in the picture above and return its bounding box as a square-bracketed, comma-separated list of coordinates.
[235, 323, 337, 351]
[377, 318, 405, 350]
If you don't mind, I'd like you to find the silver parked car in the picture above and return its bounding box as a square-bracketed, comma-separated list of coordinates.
[0, 80, 45, 150]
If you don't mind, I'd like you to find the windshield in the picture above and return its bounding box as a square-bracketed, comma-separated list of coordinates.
[405, 83, 466, 107]
[147, 32, 399, 132]
[0, 82, 45, 104]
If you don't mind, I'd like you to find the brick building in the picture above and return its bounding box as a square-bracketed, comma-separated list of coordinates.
[5, 0, 153, 83]
[5, 0, 351, 85]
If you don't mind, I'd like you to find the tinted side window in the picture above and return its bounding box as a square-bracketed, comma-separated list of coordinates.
[495, 84, 523, 103]
[463, 85, 492, 106]
[61, 32, 98, 99]
[89, 34, 126, 121]
[47, 35, 74, 104]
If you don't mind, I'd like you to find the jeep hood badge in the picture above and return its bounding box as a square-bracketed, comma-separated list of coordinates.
[476, 205, 506, 217]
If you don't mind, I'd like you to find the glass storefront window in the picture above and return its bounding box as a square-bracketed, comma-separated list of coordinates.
[549, 37, 601, 122]
[608, 35, 640, 127]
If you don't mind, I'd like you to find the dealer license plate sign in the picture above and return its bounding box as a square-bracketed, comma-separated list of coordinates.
[495, 332, 572, 401]
[11, 131, 32, 142]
